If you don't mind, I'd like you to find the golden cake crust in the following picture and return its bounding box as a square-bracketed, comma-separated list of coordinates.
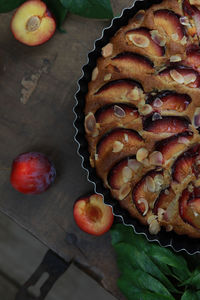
[84, 0, 200, 238]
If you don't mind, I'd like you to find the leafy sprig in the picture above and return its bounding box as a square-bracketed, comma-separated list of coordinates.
[0, 0, 113, 28]
[111, 224, 200, 300]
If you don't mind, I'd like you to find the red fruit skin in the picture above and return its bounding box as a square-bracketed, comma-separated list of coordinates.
[10, 152, 56, 195]
[73, 194, 114, 236]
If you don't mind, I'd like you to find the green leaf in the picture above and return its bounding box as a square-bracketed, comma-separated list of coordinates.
[122, 268, 173, 297]
[114, 242, 179, 294]
[60, 0, 113, 19]
[148, 245, 191, 280]
[180, 269, 200, 289]
[118, 277, 174, 300]
[0, 0, 25, 13]
[181, 290, 200, 300]
[44, 0, 68, 28]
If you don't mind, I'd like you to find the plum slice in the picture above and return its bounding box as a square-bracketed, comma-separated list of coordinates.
[172, 145, 200, 183]
[95, 103, 139, 125]
[179, 186, 200, 229]
[107, 156, 142, 190]
[185, 49, 200, 70]
[155, 132, 193, 164]
[112, 52, 154, 73]
[147, 90, 191, 113]
[183, 0, 200, 37]
[154, 9, 185, 40]
[153, 188, 176, 222]
[95, 79, 144, 102]
[159, 66, 200, 88]
[132, 170, 164, 216]
[126, 27, 165, 57]
[143, 116, 190, 134]
[96, 128, 143, 158]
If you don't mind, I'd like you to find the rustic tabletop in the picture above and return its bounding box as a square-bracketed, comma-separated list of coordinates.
[0, 1, 134, 299]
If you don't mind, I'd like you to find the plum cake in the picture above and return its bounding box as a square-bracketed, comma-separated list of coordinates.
[84, 0, 200, 238]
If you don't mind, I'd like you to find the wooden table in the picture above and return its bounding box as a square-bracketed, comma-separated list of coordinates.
[0, 1, 134, 299]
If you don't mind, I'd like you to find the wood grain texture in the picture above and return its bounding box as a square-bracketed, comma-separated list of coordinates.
[0, 1, 134, 299]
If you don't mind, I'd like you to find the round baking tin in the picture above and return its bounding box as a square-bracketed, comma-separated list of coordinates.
[74, 0, 200, 255]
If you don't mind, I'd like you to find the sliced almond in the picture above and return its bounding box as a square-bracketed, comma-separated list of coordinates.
[95, 154, 99, 161]
[128, 159, 142, 171]
[128, 33, 150, 48]
[158, 208, 165, 221]
[147, 215, 157, 225]
[180, 36, 187, 45]
[193, 107, 200, 127]
[189, 0, 200, 5]
[184, 73, 197, 85]
[118, 184, 131, 200]
[112, 141, 124, 153]
[154, 174, 164, 192]
[127, 86, 142, 101]
[166, 225, 173, 232]
[92, 67, 99, 81]
[171, 33, 178, 41]
[150, 30, 166, 46]
[180, 16, 190, 26]
[122, 166, 133, 183]
[102, 43, 113, 58]
[152, 112, 162, 121]
[164, 189, 169, 195]
[136, 148, 149, 162]
[124, 134, 129, 142]
[149, 219, 161, 235]
[146, 176, 156, 193]
[143, 158, 150, 167]
[114, 105, 126, 118]
[139, 104, 153, 115]
[177, 136, 190, 145]
[138, 198, 149, 216]
[104, 73, 112, 81]
[153, 98, 163, 108]
[170, 55, 182, 62]
[133, 10, 145, 25]
[84, 112, 96, 134]
[149, 151, 163, 166]
[188, 183, 194, 192]
[170, 69, 185, 84]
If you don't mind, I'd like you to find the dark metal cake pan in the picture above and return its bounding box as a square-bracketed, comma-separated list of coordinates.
[73, 0, 200, 255]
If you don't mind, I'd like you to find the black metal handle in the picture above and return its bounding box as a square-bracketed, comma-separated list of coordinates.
[15, 250, 71, 300]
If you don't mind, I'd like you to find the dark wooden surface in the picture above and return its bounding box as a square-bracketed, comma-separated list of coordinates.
[0, 1, 134, 299]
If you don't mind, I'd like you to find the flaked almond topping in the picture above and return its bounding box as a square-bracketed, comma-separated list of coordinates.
[139, 104, 153, 115]
[181, 36, 187, 45]
[104, 73, 112, 81]
[171, 33, 178, 41]
[128, 159, 142, 171]
[114, 105, 126, 118]
[188, 183, 194, 192]
[170, 55, 182, 62]
[92, 128, 99, 137]
[128, 33, 150, 48]
[92, 67, 99, 81]
[164, 189, 169, 195]
[149, 151, 163, 166]
[189, 0, 200, 5]
[194, 211, 199, 217]
[124, 134, 129, 142]
[85, 112, 96, 134]
[146, 176, 156, 193]
[166, 225, 173, 232]
[178, 136, 190, 144]
[150, 30, 166, 46]
[138, 198, 149, 216]
[184, 73, 197, 84]
[102, 43, 113, 58]
[153, 98, 163, 108]
[154, 174, 164, 192]
[127, 87, 140, 101]
[112, 141, 124, 153]
[193, 108, 200, 127]
[133, 10, 145, 25]
[152, 112, 162, 121]
[149, 219, 161, 235]
[143, 158, 150, 167]
[95, 154, 99, 161]
[170, 69, 185, 84]
[180, 16, 190, 26]
[147, 215, 157, 225]
[122, 166, 133, 183]
[158, 208, 165, 221]
[136, 148, 149, 162]
[118, 184, 131, 200]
